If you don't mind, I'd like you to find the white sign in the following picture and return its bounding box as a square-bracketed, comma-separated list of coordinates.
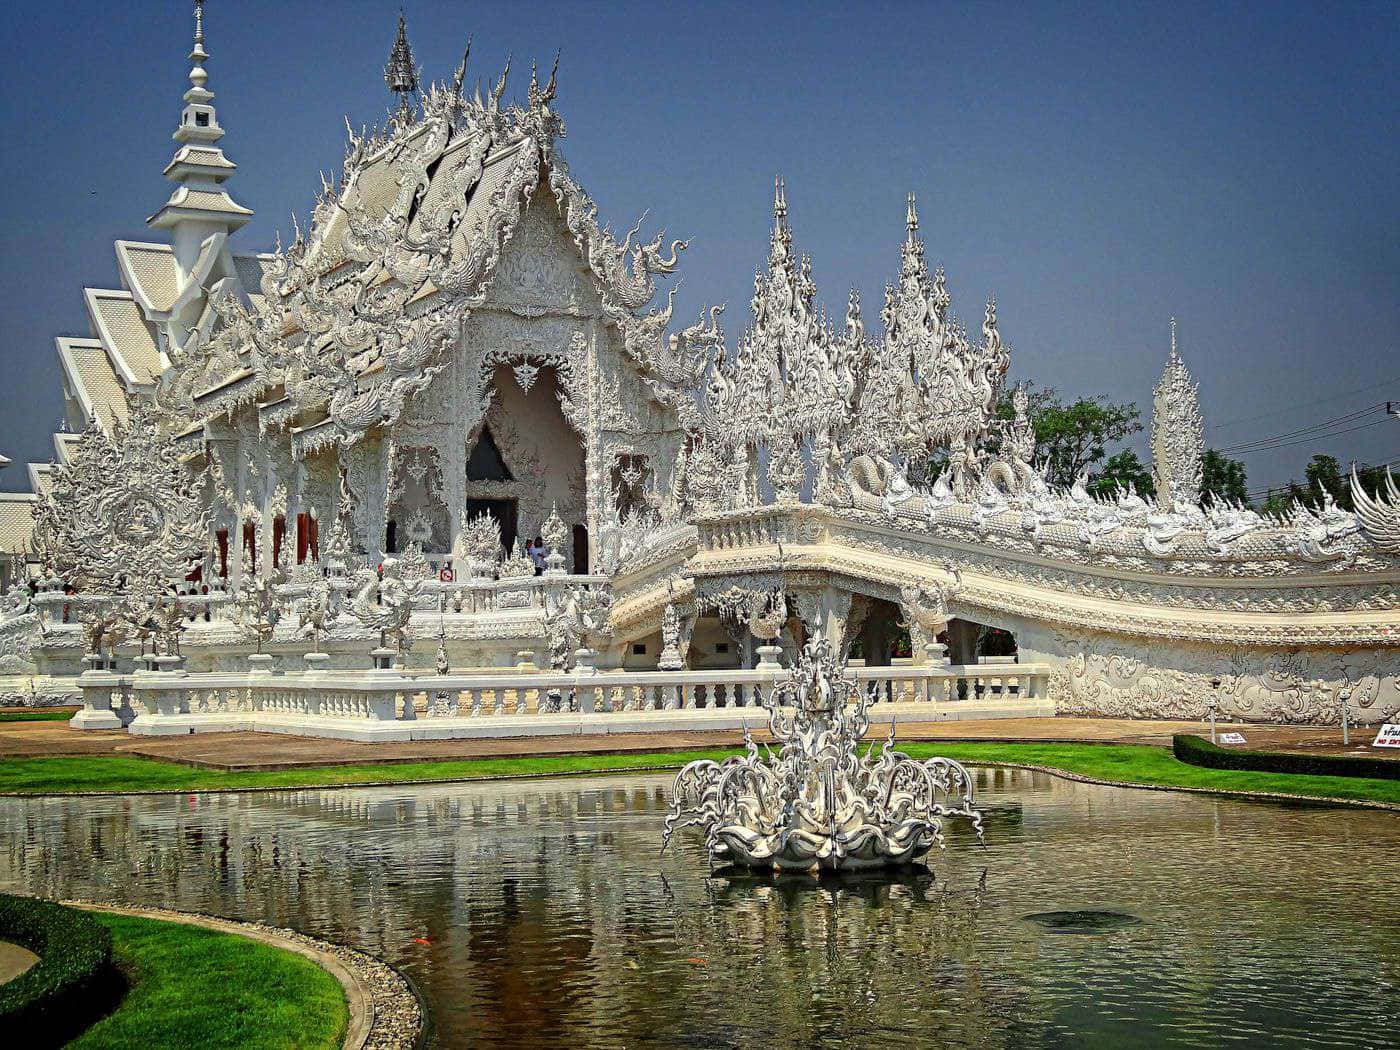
[1373, 724, 1400, 749]
[1218, 732, 1248, 746]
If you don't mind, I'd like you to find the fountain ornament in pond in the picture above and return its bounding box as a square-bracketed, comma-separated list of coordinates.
[662, 634, 984, 872]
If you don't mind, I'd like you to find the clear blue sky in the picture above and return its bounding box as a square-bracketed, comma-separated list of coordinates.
[1, 1, 1396, 496]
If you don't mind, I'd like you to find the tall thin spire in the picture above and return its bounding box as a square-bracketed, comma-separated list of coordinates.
[385, 11, 418, 117]
[148, 2, 251, 296]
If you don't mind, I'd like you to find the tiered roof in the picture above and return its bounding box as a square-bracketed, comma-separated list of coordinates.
[0, 1, 264, 559]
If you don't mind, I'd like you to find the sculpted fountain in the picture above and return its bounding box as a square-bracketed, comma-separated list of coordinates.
[662, 634, 984, 873]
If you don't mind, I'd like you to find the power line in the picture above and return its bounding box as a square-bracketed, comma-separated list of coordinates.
[1208, 375, 1400, 431]
[1226, 415, 1393, 457]
[1218, 403, 1381, 452]
[1244, 452, 1400, 499]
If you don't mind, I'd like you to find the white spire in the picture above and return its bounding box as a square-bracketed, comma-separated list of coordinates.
[149, 0, 252, 242]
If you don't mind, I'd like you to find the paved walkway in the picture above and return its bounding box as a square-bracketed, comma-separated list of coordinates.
[0, 939, 39, 984]
[2, 715, 1394, 771]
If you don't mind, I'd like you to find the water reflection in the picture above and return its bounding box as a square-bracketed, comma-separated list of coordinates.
[0, 769, 1397, 1048]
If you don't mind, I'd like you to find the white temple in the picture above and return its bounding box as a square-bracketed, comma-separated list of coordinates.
[1, 5, 1398, 736]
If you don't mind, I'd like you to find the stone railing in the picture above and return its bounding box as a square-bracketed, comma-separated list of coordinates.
[72, 660, 1056, 741]
[24, 571, 610, 649]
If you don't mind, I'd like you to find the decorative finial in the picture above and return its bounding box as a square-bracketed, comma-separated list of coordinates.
[527, 51, 560, 108]
[451, 36, 472, 96]
[384, 10, 418, 115]
[1169, 316, 1178, 358]
[906, 192, 919, 231]
[189, 0, 210, 90]
[773, 176, 788, 225]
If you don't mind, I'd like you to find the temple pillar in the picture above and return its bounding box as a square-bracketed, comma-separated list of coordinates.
[946, 618, 980, 666]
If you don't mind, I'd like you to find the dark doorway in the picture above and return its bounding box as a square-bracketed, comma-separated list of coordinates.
[572, 523, 588, 575]
[466, 427, 513, 482]
[465, 498, 517, 554]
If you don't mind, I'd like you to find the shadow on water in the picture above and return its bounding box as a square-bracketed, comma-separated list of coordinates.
[1023, 910, 1144, 934]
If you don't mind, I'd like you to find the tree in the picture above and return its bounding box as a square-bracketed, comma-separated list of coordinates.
[1304, 454, 1349, 509]
[1257, 454, 1392, 516]
[1088, 449, 1155, 499]
[1029, 390, 1143, 488]
[920, 384, 1143, 489]
[1200, 449, 1248, 504]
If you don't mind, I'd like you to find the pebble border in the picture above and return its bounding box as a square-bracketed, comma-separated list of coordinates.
[63, 902, 423, 1050]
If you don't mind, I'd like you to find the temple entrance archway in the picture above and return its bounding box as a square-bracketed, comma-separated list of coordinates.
[462, 364, 586, 564]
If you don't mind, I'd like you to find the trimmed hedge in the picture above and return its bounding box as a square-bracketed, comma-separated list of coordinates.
[1173, 733, 1400, 781]
[0, 894, 120, 1046]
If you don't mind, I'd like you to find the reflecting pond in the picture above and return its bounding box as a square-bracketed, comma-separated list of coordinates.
[1, 769, 1397, 1048]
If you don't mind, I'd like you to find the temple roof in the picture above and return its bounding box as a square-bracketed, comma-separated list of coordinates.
[0, 492, 36, 555]
[83, 289, 163, 385]
[115, 240, 181, 313]
[56, 337, 129, 429]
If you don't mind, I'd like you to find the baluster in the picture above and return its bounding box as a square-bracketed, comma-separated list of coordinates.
[492, 689, 505, 717]
[469, 689, 482, 718]
[515, 687, 528, 716]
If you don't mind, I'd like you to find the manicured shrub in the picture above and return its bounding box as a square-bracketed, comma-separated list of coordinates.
[1173, 734, 1400, 781]
[0, 894, 119, 1046]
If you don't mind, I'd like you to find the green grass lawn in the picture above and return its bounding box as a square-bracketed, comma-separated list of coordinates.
[899, 742, 1400, 806]
[69, 912, 346, 1050]
[0, 709, 74, 722]
[0, 742, 1397, 806]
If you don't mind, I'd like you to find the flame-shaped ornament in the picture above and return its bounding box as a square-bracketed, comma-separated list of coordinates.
[662, 634, 983, 872]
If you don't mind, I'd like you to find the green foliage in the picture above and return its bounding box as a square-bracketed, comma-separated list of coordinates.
[915, 384, 1143, 491]
[1200, 449, 1248, 504]
[1025, 388, 1143, 487]
[0, 894, 115, 1043]
[3, 743, 1400, 805]
[1173, 733, 1400, 780]
[976, 627, 1018, 657]
[69, 913, 346, 1050]
[899, 742, 1400, 805]
[0, 710, 73, 723]
[1258, 454, 1391, 516]
[1088, 449, 1155, 499]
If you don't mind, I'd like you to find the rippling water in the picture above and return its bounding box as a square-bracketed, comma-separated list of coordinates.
[1, 769, 1397, 1048]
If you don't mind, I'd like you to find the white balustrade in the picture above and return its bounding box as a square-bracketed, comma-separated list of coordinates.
[98, 659, 1054, 740]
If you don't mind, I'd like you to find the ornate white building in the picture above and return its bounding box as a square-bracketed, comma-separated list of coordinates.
[2, 5, 1399, 730]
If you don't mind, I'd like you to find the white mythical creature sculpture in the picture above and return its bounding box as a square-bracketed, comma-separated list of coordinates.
[232, 567, 286, 653]
[294, 572, 334, 651]
[349, 548, 429, 654]
[1203, 495, 1265, 554]
[985, 385, 1041, 497]
[662, 634, 983, 872]
[540, 584, 613, 711]
[1289, 492, 1360, 563]
[1352, 466, 1400, 554]
[899, 566, 961, 653]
